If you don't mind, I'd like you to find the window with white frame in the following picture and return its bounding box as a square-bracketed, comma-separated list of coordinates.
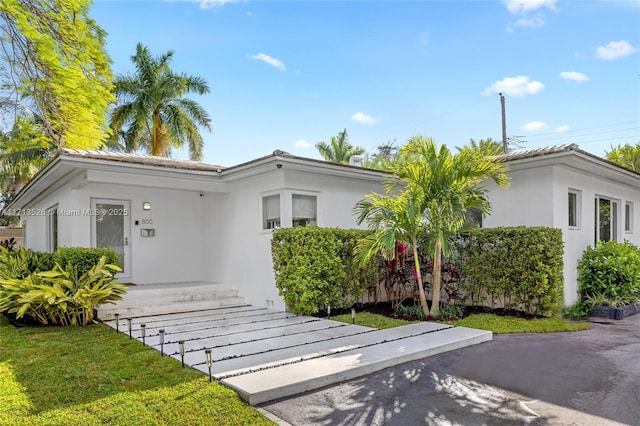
[594, 196, 618, 244]
[47, 205, 58, 252]
[625, 202, 633, 233]
[292, 194, 317, 227]
[568, 189, 580, 229]
[262, 194, 280, 230]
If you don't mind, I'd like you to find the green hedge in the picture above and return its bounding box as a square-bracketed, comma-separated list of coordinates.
[271, 227, 378, 315]
[53, 247, 121, 277]
[456, 227, 564, 316]
[578, 240, 640, 307]
[271, 226, 564, 317]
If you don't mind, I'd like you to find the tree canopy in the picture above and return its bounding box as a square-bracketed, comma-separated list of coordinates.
[356, 136, 510, 316]
[0, 0, 114, 149]
[606, 142, 640, 173]
[315, 128, 365, 164]
[109, 43, 212, 161]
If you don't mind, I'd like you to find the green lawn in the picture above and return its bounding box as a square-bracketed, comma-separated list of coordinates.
[443, 313, 590, 333]
[331, 312, 418, 329]
[331, 311, 590, 334]
[0, 316, 272, 425]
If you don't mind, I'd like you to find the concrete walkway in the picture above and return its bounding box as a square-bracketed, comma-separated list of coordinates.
[103, 305, 491, 405]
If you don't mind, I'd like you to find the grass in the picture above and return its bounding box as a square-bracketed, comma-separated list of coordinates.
[442, 313, 590, 333]
[331, 311, 418, 329]
[0, 316, 273, 426]
[331, 311, 590, 333]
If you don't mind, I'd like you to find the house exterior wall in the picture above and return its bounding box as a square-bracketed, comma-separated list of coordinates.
[21, 177, 210, 284]
[219, 167, 383, 311]
[484, 161, 640, 306]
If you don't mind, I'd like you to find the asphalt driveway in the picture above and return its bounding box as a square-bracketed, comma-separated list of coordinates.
[262, 313, 640, 425]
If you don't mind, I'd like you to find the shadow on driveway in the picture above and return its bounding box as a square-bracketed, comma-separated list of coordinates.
[263, 314, 640, 425]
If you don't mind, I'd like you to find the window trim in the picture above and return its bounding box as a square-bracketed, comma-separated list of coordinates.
[47, 204, 58, 252]
[568, 189, 581, 230]
[260, 192, 281, 231]
[625, 201, 634, 234]
[594, 195, 619, 244]
[292, 193, 318, 228]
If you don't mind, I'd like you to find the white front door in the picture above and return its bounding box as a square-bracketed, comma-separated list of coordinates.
[91, 198, 132, 278]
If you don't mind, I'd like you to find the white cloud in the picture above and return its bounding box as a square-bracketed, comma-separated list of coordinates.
[503, 0, 556, 14]
[555, 125, 570, 133]
[560, 71, 590, 82]
[522, 121, 549, 132]
[510, 14, 546, 30]
[482, 76, 544, 96]
[293, 139, 312, 149]
[200, 0, 244, 9]
[250, 53, 286, 71]
[351, 112, 378, 124]
[596, 40, 638, 60]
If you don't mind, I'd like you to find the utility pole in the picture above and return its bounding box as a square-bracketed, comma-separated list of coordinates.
[500, 93, 508, 154]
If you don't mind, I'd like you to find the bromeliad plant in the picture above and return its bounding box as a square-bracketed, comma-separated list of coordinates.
[0, 250, 126, 326]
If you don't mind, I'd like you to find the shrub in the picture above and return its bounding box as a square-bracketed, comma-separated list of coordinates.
[0, 247, 54, 280]
[577, 240, 640, 307]
[0, 237, 17, 251]
[457, 227, 564, 316]
[271, 227, 377, 315]
[53, 247, 122, 277]
[0, 256, 126, 326]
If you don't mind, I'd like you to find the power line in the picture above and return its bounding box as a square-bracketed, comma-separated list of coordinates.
[523, 126, 639, 143]
[522, 121, 639, 140]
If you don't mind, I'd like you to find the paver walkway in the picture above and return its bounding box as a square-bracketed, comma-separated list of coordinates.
[103, 305, 491, 405]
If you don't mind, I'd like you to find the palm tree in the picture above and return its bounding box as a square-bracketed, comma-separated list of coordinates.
[109, 43, 212, 161]
[354, 185, 432, 316]
[457, 138, 504, 156]
[315, 129, 365, 164]
[606, 142, 640, 172]
[356, 136, 509, 317]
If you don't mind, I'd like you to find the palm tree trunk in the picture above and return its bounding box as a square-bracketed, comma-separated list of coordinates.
[413, 247, 429, 317]
[151, 110, 161, 156]
[430, 238, 442, 317]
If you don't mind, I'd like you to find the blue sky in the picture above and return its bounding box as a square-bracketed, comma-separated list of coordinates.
[92, 0, 640, 166]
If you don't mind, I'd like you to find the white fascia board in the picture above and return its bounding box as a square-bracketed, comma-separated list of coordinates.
[222, 156, 386, 183]
[84, 169, 230, 193]
[507, 150, 640, 188]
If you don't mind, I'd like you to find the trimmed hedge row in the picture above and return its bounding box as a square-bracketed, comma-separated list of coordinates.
[456, 227, 564, 315]
[272, 226, 564, 317]
[271, 227, 377, 315]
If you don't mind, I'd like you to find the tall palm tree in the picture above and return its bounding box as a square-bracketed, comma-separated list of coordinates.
[356, 136, 509, 317]
[315, 128, 365, 164]
[109, 43, 212, 161]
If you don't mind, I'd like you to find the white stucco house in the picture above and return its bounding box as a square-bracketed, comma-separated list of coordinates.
[7, 144, 640, 315]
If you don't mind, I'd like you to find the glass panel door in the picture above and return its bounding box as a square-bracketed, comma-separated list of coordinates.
[91, 199, 131, 278]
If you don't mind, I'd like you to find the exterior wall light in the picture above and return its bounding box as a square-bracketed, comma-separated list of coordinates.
[159, 329, 165, 356]
[142, 201, 151, 211]
[140, 323, 146, 346]
[179, 340, 185, 367]
[205, 349, 213, 382]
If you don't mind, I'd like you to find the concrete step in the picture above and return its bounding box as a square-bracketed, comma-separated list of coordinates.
[97, 283, 246, 320]
[98, 297, 246, 320]
[217, 324, 492, 405]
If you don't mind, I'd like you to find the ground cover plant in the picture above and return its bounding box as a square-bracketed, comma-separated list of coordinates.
[0, 316, 272, 425]
[0, 247, 126, 326]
